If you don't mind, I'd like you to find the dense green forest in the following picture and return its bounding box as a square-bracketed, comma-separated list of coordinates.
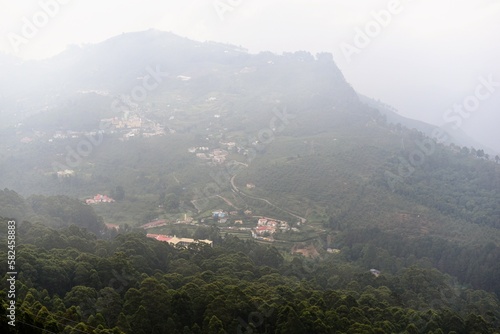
[1, 218, 500, 333]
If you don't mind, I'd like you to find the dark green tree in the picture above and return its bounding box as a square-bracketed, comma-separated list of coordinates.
[208, 315, 226, 334]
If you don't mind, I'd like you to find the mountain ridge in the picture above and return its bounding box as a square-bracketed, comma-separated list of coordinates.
[1, 29, 495, 154]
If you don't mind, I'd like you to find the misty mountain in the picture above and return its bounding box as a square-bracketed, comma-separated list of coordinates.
[2, 31, 355, 133]
[359, 94, 498, 154]
[1, 29, 494, 155]
[1, 29, 500, 332]
[1, 30, 498, 223]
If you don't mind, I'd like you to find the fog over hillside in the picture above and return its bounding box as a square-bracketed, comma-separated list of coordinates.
[1, 0, 498, 152]
[0, 29, 495, 154]
[1, 3, 500, 333]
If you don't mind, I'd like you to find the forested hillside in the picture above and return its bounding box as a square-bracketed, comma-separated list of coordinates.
[1, 218, 500, 333]
[1, 31, 499, 333]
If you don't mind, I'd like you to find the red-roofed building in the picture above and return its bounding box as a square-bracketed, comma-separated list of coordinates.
[257, 218, 268, 226]
[255, 226, 276, 235]
[146, 234, 213, 247]
[105, 223, 120, 231]
[147, 234, 173, 242]
[268, 220, 278, 227]
[86, 194, 115, 204]
[141, 220, 168, 229]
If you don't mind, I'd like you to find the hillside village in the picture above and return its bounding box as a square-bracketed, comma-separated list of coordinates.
[100, 114, 166, 140]
[252, 217, 293, 239]
[189, 146, 230, 165]
[85, 194, 116, 204]
[15, 108, 166, 145]
[138, 208, 299, 244]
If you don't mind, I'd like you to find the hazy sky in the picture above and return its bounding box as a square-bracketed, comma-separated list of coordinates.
[1, 0, 499, 151]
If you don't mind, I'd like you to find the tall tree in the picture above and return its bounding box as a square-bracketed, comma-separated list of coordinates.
[208, 315, 226, 334]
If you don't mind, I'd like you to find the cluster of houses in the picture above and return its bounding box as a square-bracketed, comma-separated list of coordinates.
[212, 210, 228, 223]
[23, 112, 165, 146]
[78, 89, 110, 96]
[85, 194, 115, 205]
[212, 210, 227, 218]
[57, 169, 75, 179]
[219, 141, 236, 150]
[101, 115, 166, 141]
[188, 146, 210, 153]
[189, 138, 275, 167]
[190, 147, 229, 165]
[101, 116, 143, 129]
[252, 218, 291, 238]
[52, 130, 92, 140]
[21, 129, 99, 144]
[146, 234, 213, 247]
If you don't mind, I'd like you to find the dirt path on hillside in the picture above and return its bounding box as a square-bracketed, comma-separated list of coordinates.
[216, 195, 240, 210]
[230, 174, 307, 224]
